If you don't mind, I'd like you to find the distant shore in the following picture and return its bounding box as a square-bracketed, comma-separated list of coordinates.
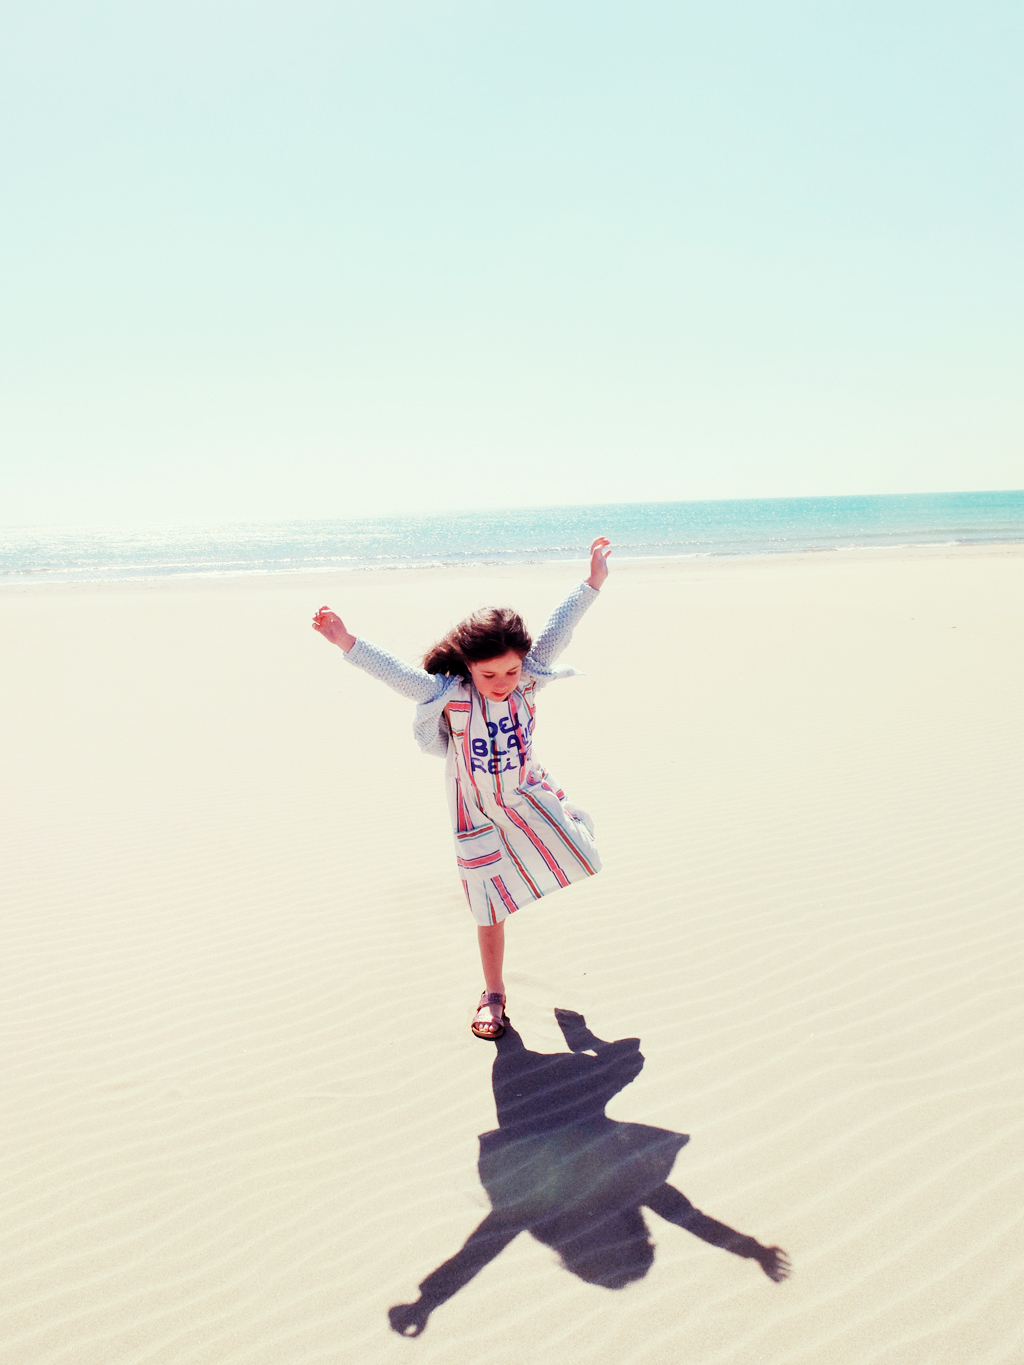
[3, 489, 1023, 585]
[2, 536, 1022, 596]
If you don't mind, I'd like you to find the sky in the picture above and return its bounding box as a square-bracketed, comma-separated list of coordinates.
[1, 0, 1021, 526]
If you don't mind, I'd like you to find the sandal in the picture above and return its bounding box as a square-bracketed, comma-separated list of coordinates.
[471, 992, 508, 1041]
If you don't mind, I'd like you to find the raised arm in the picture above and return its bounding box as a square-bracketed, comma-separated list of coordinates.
[388, 1212, 522, 1337]
[527, 537, 611, 670]
[312, 606, 446, 704]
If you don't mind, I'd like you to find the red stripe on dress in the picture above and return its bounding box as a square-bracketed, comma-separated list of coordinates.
[494, 791, 571, 888]
[491, 876, 519, 915]
[456, 823, 493, 842]
[520, 791, 598, 875]
[506, 693, 529, 776]
[447, 698, 480, 829]
[461, 706, 478, 795]
[454, 776, 470, 833]
[457, 850, 503, 869]
[493, 823, 543, 899]
[487, 698, 504, 801]
[445, 700, 471, 742]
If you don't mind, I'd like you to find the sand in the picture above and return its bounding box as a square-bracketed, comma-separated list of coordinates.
[1, 544, 1022, 1365]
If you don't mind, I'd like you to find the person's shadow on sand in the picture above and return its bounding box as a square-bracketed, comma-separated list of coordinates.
[389, 1009, 790, 1336]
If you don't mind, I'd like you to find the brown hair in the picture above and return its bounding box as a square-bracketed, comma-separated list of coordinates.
[423, 607, 532, 679]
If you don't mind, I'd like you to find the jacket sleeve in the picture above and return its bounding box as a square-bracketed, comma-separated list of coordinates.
[342, 637, 450, 704]
[525, 581, 600, 671]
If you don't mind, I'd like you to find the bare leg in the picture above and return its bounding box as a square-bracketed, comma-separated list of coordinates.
[474, 921, 506, 1035]
[644, 1184, 791, 1282]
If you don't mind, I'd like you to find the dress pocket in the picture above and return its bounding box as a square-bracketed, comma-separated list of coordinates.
[455, 822, 504, 871]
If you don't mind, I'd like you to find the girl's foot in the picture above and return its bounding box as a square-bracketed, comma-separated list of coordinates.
[471, 992, 507, 1041]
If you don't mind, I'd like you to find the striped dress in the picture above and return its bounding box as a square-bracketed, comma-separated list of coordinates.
[446, 674, 601, 924]
[342, 580, 602, 926]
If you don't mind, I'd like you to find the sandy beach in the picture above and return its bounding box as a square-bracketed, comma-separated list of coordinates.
[1, 544, 1022, 1365]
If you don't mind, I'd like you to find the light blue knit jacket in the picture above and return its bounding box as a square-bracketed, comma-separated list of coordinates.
[342, 580, 600, 757]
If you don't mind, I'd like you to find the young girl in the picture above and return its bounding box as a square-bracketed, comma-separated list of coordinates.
[312, 537, 612, 1041]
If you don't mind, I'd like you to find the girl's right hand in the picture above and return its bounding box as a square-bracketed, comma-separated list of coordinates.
[586, 536, 612, 590]
[312, 606, 356, 652]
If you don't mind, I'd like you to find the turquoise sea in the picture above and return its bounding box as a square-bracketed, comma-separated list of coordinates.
[2, 491, 1022, 584]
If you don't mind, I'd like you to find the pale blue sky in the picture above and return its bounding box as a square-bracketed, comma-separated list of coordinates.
[1, 1, 1021, 526]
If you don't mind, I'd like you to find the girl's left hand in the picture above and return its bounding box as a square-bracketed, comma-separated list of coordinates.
[586, 537, 612, 590]
[312, 606, 356, 652]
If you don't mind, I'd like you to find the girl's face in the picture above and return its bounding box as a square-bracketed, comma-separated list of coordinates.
[468, 651, 524, 702]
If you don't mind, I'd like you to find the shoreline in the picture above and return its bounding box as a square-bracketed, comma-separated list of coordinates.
[3, 537, 1024, 595]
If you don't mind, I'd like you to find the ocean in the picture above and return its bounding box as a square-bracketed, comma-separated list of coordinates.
[2, 491, 1022, 585]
